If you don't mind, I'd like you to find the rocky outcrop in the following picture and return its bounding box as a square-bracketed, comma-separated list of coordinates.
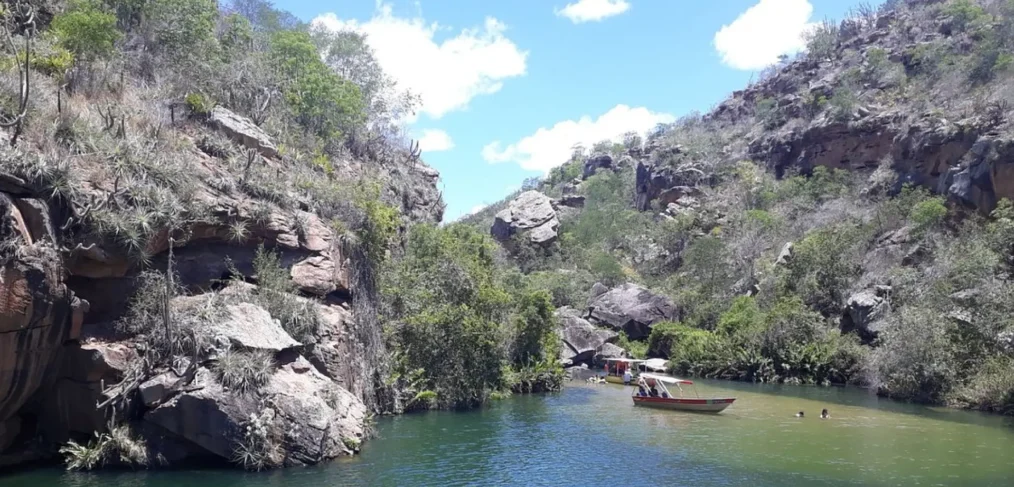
[38, 339, 135, 443]
[585, 283, 678, 340]
[0, 111, 442, 468]
[209, 106, 279, 159]
[582, 154, 614, 180]
[842, 286, 892, 342]
[556, 307, 617, 366]
[635, 158, 705, 212]
[199, 302, 301, 352]
[491, 191, 560, 246]
[0, 194, 80, 451]
[594, 343, 628, 362]
[145, 357, 365, 466]
[776, 242, 794, 266]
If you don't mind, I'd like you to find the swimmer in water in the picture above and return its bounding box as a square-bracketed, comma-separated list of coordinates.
[821, 408, 830, 419]
[795, 411, 805, 418]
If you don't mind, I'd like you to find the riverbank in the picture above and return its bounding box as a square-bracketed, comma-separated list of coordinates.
[5, 377, 1014, 487]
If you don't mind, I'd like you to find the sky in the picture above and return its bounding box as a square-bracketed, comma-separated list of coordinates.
[272, 0, 881, 221]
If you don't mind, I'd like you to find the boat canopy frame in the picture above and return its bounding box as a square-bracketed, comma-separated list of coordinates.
[636, 373, 698, 398]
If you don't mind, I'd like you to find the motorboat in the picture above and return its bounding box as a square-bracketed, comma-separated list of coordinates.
[600, 358, 644, 385]
[631, 373, 736, 413]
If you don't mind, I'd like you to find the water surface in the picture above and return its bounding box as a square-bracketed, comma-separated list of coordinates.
[5, 377, 1014, 486]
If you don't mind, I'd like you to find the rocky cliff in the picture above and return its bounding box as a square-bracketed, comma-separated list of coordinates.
[0, 103, 442, 467]
[466, 0, 1014, 414]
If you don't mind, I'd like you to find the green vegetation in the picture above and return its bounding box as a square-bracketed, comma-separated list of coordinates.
[382, 224, 563, 410]
[51, 0, 121, 62]
[214, 348, 275, 394]
[249, 245, 321, 342]
[269, 30, 364, 138]
[60, 424, 151, 471]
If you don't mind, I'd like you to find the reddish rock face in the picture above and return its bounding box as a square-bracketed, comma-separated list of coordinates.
[0, 195, 75, 449]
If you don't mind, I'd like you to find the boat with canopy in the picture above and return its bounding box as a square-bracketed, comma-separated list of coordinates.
[600, 358, 644, 385]
[632, 373, 736, 413]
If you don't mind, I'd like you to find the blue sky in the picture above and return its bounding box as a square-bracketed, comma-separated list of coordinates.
[273, 0, 881, 221]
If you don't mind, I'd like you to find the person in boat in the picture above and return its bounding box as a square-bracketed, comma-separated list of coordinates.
[636, 377, 649, 396]
[623, 368, 633, 385]
[821, 409, 830, 419]
[648, 384, 659, 397]
[795, 411, 805, 418]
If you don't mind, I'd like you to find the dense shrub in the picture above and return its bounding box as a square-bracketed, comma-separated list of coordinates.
[383, 224, 562, 409]
[51, 0, 122, 62]
[269, 30, 365, 139]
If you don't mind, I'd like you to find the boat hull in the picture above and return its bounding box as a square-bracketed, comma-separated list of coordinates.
[632, 396, 735, 413]
[604, 375, 633, 385]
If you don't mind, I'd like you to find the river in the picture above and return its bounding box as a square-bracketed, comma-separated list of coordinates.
[4, 377, 1014, 486]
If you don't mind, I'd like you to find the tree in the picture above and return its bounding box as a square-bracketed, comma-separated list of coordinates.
[269, 30, 364, 139]
[145, 0, 219, 61]
[51, 0, 121, 62]
[227, 0, 303, 34]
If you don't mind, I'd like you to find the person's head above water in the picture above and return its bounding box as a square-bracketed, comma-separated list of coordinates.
[821, 408, 829, 418]
[796, 411, 804, 417]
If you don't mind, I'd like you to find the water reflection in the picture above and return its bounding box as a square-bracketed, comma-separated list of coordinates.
[5, 378, 1014, 487]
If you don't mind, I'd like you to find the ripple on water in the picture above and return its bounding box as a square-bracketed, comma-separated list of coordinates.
[4, 380, 1014, 487]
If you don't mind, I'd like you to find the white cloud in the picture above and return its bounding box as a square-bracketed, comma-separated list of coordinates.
[417, 129, 455, 152]
[555, 0, 631, 23]
[313, 5, 527, 119]
[482, 104, 674, 173]
[714, 0, 815, 71]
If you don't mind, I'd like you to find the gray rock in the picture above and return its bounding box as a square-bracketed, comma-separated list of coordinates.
[204, 303, 301, 352]
[594, 343, 628, 362]
[843, 289, 888, 340]
[139, 374, 177, 408]
[555, 195, 586, 208]
[209, 106, 279, 159]
[261, 361, 366, 464]
[144, 368, 252, 461]
[582, 154, 614, 180]
[491, 191, 560, 245]
[144, 361, 365, 466]
[586, 283, 678, 340]
[776, 242, 794, 266]
[556, 307, 617, 365]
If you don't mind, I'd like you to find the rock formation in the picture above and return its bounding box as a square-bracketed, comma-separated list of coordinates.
[0, 101, 442, 468]
[556, 307, 617, 366]
[585, 283, 679, 340]
[491, 191, 560, 246]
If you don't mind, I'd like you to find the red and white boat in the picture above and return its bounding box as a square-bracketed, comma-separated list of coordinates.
[631, 373, 736, 413]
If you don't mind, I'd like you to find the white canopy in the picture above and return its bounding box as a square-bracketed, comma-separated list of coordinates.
[642, 358, 669, 372]
[640, 373, 694, 385]
[603, 358, 644, 363]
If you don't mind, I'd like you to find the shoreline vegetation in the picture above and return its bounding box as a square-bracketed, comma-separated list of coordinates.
[3, 0, 1014, 476]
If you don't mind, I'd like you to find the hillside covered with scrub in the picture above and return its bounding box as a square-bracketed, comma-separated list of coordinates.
[466, 0, 1014, 414]
[4, 0, 1014, 475]
[0, 0, 560, 471]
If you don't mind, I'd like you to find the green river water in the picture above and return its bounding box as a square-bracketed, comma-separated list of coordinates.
[4, 377, 1014, 486]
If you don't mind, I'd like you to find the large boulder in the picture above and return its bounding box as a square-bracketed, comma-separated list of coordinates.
[144, 357, 365, 466]
[841, 286, 891, 341]
[585, 283, 678, 340]
[491, 191, 560, 246]
[594, 343, 628, 363]
[202, 302, 301, 352]
[556, 307, 617, 365]
[208, 106, 279, 159]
